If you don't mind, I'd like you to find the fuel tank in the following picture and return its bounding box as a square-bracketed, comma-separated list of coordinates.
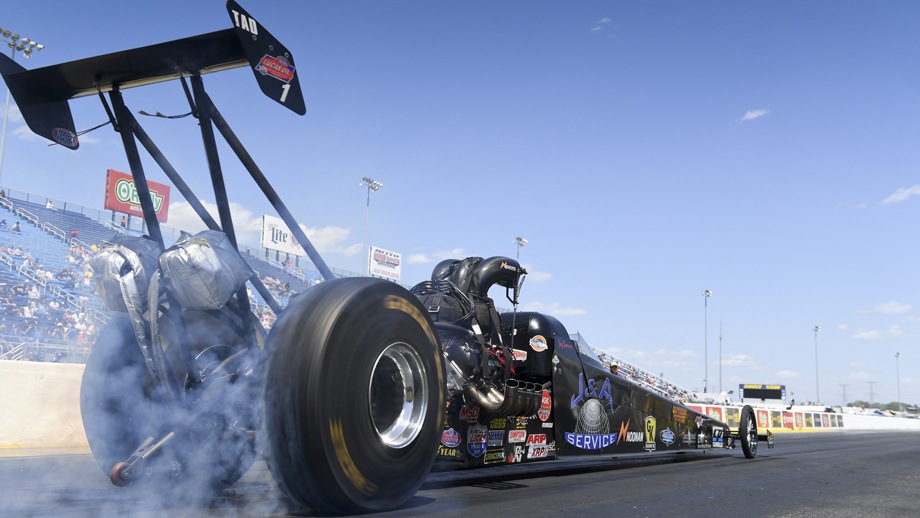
[500, 311, 570, 381]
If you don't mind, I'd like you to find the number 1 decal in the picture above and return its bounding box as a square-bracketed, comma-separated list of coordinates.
[280, 83, 290, 103]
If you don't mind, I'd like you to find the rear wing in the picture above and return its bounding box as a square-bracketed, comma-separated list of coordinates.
[0, 0, 305, 150]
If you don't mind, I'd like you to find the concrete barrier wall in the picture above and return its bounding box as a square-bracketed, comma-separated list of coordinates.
[1, 362, 918, 457]
[0, 360, 88, 453]
[687, 404, 920, 432]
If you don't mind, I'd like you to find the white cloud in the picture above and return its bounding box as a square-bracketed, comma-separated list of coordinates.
[775, 370, 799, 379]
[435, 248, 465, 260]
[407, 254, 430, 264]
[737, 109, 769, 123]
[721, 354, 757, 367]
[882, 185, 920, 205]
[522, 300, 586, 316]
[167, 200, 357, 255]
[590, 17, 612, 32]
[523, 266, 551, 283]
[851, 324, 903, 340]
[872, 301, 911, 315]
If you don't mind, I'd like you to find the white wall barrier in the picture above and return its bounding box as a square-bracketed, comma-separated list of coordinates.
[0, 360, 88, 453]
[687, 404, 920, 432]
[2, 361, 918, 457]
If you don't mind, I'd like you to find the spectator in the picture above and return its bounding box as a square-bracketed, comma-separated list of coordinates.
[45, 200, 55, 210]
[10, 221, 21, 233]
[69, 229, 79, 238]
[120, 215, 127, 228]
[609, 361, 620, 377]
[0, 219, 6, 231]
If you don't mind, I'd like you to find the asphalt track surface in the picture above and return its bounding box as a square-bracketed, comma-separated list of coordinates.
[1, 431, 917, 517]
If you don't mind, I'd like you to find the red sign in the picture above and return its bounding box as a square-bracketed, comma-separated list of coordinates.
[104, 169, 170, 223]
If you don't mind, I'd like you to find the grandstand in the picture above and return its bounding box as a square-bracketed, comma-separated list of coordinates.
[0, 188, 339, 363]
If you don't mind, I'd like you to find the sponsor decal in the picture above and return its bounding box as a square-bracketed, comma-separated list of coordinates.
[672, 407, 687, 422]
[511, 349, 528, 362]
[489, 418, 506, 429]
[526, 433, 547, 446]
[528, 445, 549, 459]
[256, 54, 295, 83]
[514, 417, 530, 429]
[229, 8, 259, 35]
[509, 445, 526, 464]
[782, 411, 795, 429]
[484, 449, 506, 464]
[467, 424, 487, 458]
[757, 410, 770, 429]
[500, 261, 518, 272]
[644, 416, 657, 451]
[372, 249, 401, 268]
[564, 432, 619, 450]
[441, 428, 461, 448]
[542, 421, 554, 429]
[660, 427, 676, 447]
[487, 430, 504, 448]
[706, 406, 724, 422]
[713, 428, 724, 447]
[557, 338, 574, 349]
[104, 169, 171, 223]
[530, 335, 548, 352]
[508, 430, 527, 443]
[538, 389, 552, 421]
[460, 406, 480, 423]
[437, 445, 462, 459]
[571, 373, 615, 413]
[616, 419, 645, 444]
[51, 128, 78, 149]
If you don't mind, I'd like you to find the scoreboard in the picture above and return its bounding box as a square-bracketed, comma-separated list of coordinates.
[739, 384, 786, 401]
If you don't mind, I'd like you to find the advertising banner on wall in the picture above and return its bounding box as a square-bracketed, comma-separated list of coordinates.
[103, 169, 171, 223]
[369, 245, 401, 281]
[260, 214, 307, 256]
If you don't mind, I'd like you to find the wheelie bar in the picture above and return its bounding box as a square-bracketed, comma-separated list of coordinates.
[111, 432, 178, 486]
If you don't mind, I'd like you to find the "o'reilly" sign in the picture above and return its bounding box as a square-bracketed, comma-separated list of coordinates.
[104, 169, 171, 223]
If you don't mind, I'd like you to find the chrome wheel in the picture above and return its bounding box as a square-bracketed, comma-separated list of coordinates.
[369, 341, 428, 449]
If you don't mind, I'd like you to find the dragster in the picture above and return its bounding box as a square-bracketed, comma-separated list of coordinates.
[0, 1, 772, 513]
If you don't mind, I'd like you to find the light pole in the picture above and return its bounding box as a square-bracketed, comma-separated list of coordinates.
[895, 352, 902, 412]
[703, 289, 711, 393]
[718, 321, 723, 394]
[0, 29, 44, 188]
[360, 176, 382, 276]
[514, 236, 527, 260]
[813, 325, 820, 404]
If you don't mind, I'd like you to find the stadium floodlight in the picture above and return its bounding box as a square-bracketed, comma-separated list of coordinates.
[360, 176, 383, 276]
[703, 290, 711, 393]
[514, 236, 527, 259]
[814, 325, 820, 404]
[0, 29, 45, 187]
[895, 352, 902, 412]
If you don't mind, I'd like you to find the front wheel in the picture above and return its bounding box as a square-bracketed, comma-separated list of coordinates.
[739, 404, 758, 459]
[264, 278, 445, 514]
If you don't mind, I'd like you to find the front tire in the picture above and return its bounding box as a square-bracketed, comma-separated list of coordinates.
[740, 404, 758, 459]
[264, 278, 445, 513]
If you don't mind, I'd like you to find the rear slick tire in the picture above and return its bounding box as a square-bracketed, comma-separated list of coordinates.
[263, 278, 445, 514]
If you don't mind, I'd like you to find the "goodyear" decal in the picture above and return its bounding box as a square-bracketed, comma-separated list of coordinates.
[330, 418, 379, 496]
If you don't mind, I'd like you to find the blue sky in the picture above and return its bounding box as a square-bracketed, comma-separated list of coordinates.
[1, 1, 919, 406]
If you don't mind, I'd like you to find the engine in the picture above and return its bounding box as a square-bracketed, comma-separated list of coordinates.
[410, 256, 548, 418]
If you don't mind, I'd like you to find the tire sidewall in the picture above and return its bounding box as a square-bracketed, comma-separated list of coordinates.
[265, 278, 444, 512]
